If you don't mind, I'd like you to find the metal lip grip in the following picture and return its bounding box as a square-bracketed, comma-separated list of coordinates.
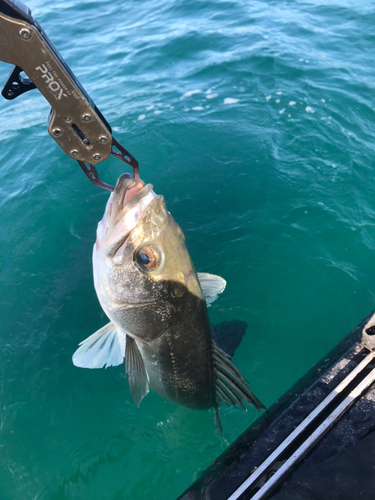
[0, 0, 139, 190]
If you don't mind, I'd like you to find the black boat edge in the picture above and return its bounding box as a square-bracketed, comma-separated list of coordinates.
[177, 311, 375, 500]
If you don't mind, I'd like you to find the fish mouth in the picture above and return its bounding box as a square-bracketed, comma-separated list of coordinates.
[111, 174, 155, 222]
[97, 174, 156, 252]
[112, 173, 152, 218]
[114, 174, 144, 211]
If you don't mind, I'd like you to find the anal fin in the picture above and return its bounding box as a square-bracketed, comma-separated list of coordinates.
[126, 336, 149, 407]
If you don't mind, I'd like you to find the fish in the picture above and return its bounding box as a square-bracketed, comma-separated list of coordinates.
[72, 173, 265, 431]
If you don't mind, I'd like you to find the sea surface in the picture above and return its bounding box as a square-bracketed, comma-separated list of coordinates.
[1, 0, 374, 498]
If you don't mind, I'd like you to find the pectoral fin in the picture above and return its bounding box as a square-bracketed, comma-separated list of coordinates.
[197, 272, 226, 306]
[72, 321, 125, 369]
[125, 336, 149, 407]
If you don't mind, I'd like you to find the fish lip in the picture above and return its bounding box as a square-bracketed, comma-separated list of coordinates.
[110, 184, 155, 230]
[114, 173, 134, 205]
[98, 182, 155, 257]
[112, 175, 153, 217]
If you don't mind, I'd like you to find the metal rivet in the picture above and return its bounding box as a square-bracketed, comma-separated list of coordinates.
[12, 81, 20, 89]
[99, 135, 108, 143]
[52, 128, 61, 136]
[71, 150, 79, 157]
[82, 114, 91, 122]
[65, 116, 72, 122]
[93, 153, 101, 161]
[19, 28, 31, 39]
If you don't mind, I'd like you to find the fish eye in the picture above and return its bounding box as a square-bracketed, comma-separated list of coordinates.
[136, 247, 160, 271]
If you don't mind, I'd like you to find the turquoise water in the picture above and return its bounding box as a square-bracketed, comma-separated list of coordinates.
[1, 0, 375, 498]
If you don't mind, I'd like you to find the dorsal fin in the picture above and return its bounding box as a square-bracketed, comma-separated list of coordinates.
[197, 272, 226, 305]
[126, 336, 149, 407]
[215, 407, 223, 436]
[213, 342, 265, 411]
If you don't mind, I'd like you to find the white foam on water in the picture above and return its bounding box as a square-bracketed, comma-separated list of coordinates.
[266, 95, 271, 101]
[69, 225, 81, 240]
[305, 106, 315, 114]
[275, 99, 280, 103]
[321, 98, 326, 103]
[206, 94, 218, 99]
[137, 114, 146, 121]
[192, 106, 204, 111]
[288, 114, 291, 117]
[223, 98, 239, 105]
[205, 105, 209, 108]
[146, 105, 154, 111]
[156, 103, 163, 107]
[299, 58, 304, 61]
[180, 90, 202, 100]
[154, 110, 161, 114]
[184, 108, 190, 111]
[279, 108, 285, 114]
[289, 101, 297, 106]
[276, 91, 282, 95]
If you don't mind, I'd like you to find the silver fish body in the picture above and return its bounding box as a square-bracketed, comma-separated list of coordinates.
[73, 174, 264, 424]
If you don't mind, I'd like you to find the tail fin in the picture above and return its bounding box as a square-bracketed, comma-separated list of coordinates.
[213, 342, 265, 411]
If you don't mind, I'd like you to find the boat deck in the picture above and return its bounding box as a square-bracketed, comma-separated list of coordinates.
[177, 312, 375, 500]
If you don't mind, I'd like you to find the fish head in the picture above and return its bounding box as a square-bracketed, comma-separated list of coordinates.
[93, 174, 205, 342]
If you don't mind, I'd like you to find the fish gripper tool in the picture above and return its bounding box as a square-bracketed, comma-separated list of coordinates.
[0, 0, 139, 191]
